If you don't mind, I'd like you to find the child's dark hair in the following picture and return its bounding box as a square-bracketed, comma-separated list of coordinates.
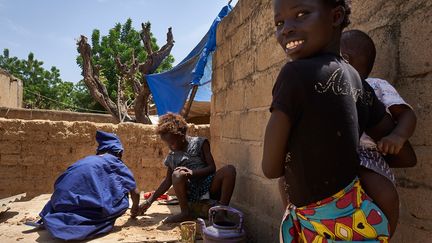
[341, 29, 376, 76]
[156, 113, 188, 136]
[323, 0, 352, 29]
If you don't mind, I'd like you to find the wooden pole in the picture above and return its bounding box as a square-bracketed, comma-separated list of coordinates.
[183, 85, 199, 119]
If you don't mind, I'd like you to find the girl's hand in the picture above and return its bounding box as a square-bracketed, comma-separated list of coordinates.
[137, 200, 152, 215]
[174, 167, 193, 178]
[377, 133, 406, 155]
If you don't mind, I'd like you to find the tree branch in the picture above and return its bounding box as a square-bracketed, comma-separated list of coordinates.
[134, 25, 175, 123]
[77, 22, 174, 124]
[115, 54, 141, 94]
[77, 35, 133, 122]
[139, 26, 174, 75]
[140, 22, 153, 56]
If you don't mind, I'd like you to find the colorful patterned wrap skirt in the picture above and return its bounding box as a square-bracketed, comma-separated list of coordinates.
[280, 179, 390, 243]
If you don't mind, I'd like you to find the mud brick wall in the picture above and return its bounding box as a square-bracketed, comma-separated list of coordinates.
[211, 1, 286, 242]
[0, 70, 23, 108]
[211, 0, 432, 242]
[0, 107, 116, 123]
[0, 118, 210, 199]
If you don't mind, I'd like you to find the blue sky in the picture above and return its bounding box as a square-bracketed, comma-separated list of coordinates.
[0, 0, 238, 83]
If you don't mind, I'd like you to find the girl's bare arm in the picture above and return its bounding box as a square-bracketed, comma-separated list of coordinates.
[262, 110, 292, 179]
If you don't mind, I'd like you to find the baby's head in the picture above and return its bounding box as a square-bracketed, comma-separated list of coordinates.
[156, 113, 188, 151]
[273, 0, 352, 61]
[340, 29, 376, 80]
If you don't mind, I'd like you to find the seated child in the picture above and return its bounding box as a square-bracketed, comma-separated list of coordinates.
[340, 29, 417, 235]
[138, 113, 236, 223]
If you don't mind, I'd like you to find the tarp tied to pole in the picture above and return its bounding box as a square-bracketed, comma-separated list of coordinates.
[146, 4, 232, 116]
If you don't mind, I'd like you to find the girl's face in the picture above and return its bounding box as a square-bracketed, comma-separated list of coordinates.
[161, 133, 186, 151]
[273, 0, 341, 61]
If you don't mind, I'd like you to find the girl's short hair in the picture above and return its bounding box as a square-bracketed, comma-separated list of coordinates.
[156, 113, 188, 136]
[323, 0, 352, 29]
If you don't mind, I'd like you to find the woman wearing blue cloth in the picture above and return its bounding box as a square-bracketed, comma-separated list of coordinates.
[38, 131, 140, 241]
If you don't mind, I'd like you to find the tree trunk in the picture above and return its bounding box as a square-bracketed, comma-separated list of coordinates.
[134, 76, 152, 124]
[134, 24, 174, 123]
[77, 36, 133, 122]
[182, 85, 198, 119]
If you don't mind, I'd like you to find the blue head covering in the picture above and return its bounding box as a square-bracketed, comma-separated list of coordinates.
[96, 131, 124, 154]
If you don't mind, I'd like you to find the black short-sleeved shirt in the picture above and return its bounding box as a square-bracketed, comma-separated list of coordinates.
[271, 53, 386, 206]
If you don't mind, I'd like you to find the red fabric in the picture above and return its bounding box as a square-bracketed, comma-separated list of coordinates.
[143, 191, 169, 200]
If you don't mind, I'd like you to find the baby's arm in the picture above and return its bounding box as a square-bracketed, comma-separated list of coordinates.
[369, 79, 417, 154]
[366, 114, 417, 168]
[378, 104, 417, 155]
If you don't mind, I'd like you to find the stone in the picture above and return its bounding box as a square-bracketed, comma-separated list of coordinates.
[368, 25, 399, 82]
[396, 76, 432, 146]
[399, 4, 432, 77]
[250, 1, 274, 46]
[225, 80, 245, 112]
[222, 113, 241, 139]
[233, 50, 255, 81]
[256, 36, 285, 72]
[230, 20, 251, 57]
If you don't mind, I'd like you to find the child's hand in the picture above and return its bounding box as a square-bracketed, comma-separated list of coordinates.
[174, 166, 193, 178]
[377, 133, 406, 155]
[137, 200, 152, 216]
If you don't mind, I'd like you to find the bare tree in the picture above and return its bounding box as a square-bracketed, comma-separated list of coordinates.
[77, 23, 174, 123]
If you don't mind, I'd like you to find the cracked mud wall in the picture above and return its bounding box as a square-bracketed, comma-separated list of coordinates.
[0, 118, 210, 199]
[0, 69, 23, 108]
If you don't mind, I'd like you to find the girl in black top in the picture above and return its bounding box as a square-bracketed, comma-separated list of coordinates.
[262, 0, 414, 241]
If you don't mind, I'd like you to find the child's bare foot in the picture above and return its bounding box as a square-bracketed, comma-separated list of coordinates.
[163, 212, 193, 224]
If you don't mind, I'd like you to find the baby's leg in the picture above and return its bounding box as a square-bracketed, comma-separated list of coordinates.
[209, 165, 236, 205]
[359, 167, 399, 236]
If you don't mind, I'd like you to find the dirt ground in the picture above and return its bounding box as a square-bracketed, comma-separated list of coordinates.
[0, 194, 204, 242]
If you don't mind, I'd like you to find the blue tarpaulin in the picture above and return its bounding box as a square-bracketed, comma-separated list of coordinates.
[146, 4, 232, 116]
